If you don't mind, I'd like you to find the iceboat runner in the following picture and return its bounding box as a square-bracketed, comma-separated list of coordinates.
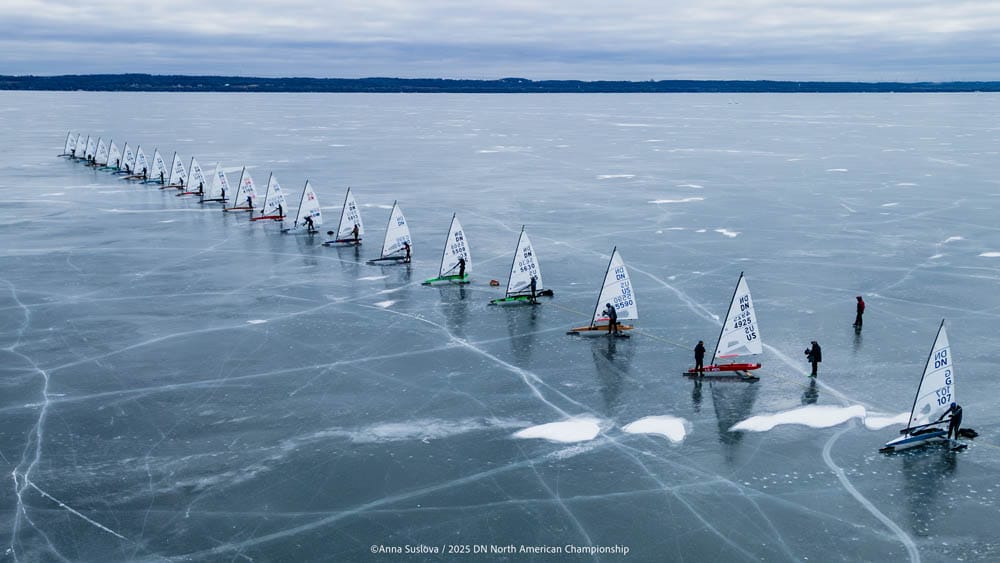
[251, 173, 287, 221]
[423, 213, 470, 285]
[162, 152, 187, 189]
[281, 181, 322, 234]
[881, 320, 960, 453]
[567, 247, 636, 336]
[489, 226, 553, 305]
[686, 272, 762, 378]
[322, 187, 364, 245]
[367, 201, 411, 263]
[223, 167, 258, 212]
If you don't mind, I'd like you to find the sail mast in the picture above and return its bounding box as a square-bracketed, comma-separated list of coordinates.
[712, 272, 744, 362]
[905, 319, 946, 433]
[337, 188, 351, 236]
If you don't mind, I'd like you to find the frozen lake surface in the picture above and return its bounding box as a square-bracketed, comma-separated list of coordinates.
[1, 92, 1000, 561]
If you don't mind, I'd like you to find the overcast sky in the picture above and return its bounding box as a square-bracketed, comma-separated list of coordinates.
[3, 0, 998, 81]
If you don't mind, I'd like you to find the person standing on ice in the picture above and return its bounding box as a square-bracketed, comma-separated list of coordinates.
[457, 257, 466, 279]
[529, 276, 538, 304]
[403, 242, 411, 263]
[853, 295, 865, 329]
[303, 215, 316, 233]
[805, 341, 822, 377]
[604, 303, 619, 335]
[694, 340, 706, 375]
[938, 402, 963, 440]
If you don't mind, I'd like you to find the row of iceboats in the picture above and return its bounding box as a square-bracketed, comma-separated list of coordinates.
[59, 131, 963, 453]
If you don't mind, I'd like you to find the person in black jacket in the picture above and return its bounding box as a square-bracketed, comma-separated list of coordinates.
[805, 341, 822, 377]
[938, 402, 963, 440]
[694, 340, 706, 375]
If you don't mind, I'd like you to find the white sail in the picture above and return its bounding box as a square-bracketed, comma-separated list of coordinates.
[62, 131, 74, 155]
[379, 201, 411, 258]
[150, 149, 168, 181]
[95, 137, 108, 164]
[591, 248, 637, 325]
[75, 134, 89, 158]
[907, 321, 954, 431]
[232, 167, 259, 208]
[72, 133, 83, 157]
[85, 136, 97, 158]
[713, 273, 762, 361]
[287, 181, 322, 231]
[207, 163, 231, 201]
[134, 146, 149, 175]
[167, 152, 187, 186]
[106, 140, 121, 168]
[260, 173, 287, 217]
[335, 187, 365, 240]
[438, 214, 471, 277]
[506, 228, 543, 297]
[187, 157, 206, 192]
[122, 143, 135, 172]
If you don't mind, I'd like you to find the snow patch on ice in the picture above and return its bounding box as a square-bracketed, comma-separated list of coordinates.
[896, 182, 918, 186]
[613, 123, 650, 127]
[863, 412, 910, 430]
[928, 254, 944, 260]
[514, 417, 601, 443]
[732, 405, 866, 432]
[649, 197, 703, 204]
[715, 228, 739, 238]
[40, 192, 65, 197]
[623, 416, 689, 443]
[676, 183, 703, 189]
[374, 300, 395, 308]
[358, 275, 388, 281]
[826, 168, 848, 172]
[598, 174, 636, 180]
[696, 229, 707, 233]
[979, 252, 1000, 258]
[347, 418, 526, 443]
[881, 202, 899, 207]
[246, 319, 267, 324]
[158, 220, 175, 224]
[941, 236, 963, 244]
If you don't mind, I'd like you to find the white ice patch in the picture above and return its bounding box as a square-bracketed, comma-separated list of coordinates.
[696, 229, 707, 233]
[676, 183, 703, 189]
[597, 174, 636, 180]
[979, 252, 1000, 258]
[346, 418, 526, 443]
[714, 228, 739, 238]
[826, 168, 848, 172]
[358, 275, 389, 281]
[941, 236, 963, 244]
[732, 405, 866, 432]
[881, 202, 899, 208]
[246, 319, 267, 324]
[159, 220, 175, 224]
[613, 123, 650, 127]
[514, 417, 601, 443]
[896, 182, 918, 186]
[623, 416, 689, 443]
[929, 254, 944, 260]
[649, 197, 704, 204]
[40, 192, 65, 197]
[863, 412, 910, 430]
[374, 300, 395, 308]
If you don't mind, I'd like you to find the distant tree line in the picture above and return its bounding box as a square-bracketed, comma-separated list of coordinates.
[1, 74, 998, 93]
